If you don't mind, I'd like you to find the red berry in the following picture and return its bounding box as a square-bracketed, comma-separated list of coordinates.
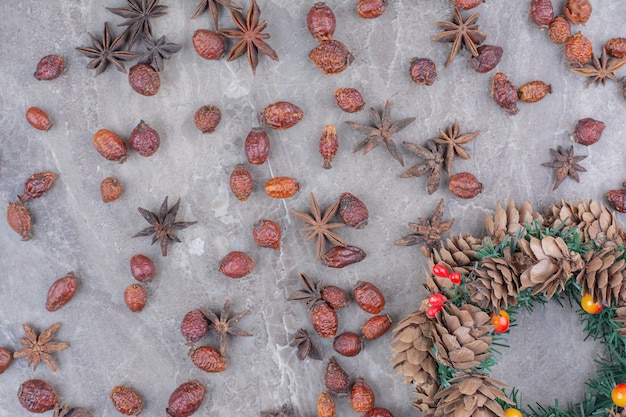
[428, 293, 446, 307]
[426, 305, 442, 318]
[449, 272, 462, 284]
[432, 264, 450, 278]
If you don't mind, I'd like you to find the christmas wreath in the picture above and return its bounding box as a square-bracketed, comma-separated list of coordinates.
[391, 199, 626, 417]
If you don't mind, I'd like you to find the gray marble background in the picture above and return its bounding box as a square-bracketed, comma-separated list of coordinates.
[0, 0, 624, 416]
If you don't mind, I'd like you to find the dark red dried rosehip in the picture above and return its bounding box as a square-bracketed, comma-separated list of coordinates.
[244, 128, 270, 164]
[230, 164, 253, 201]
[128, 64, 160, 96]
[46, 272, 78, 312]
[362, 314, 392, 340]
[194, 105, 221, 134]
[317, 391, 336, 417]
[491, 72, 519, 115]
[190, 345, 227, 372]
[259, 101, 303, 130]
[181, 309, 209, 343]
[564, 0, 592, 25]
[357, 0, 387, 19]
[321, 285, 350, 309]
[26, 107, 52, 131]
[339, 192, 368, 229]
[110, 385, 143, 416]
[334, 88, 366, 113]
[332, 332, 363, 357]
[548, 16, 571, 44]
[129, 120, 160, 157]
[319, 125, 338, 169]
[324, 356, 350, 397]
[265, 176, 300, 199]
[7, 200, 32, 241]
[564, 32, 592, 66]
[18, 171, 57, 203]
[518, 81, 552, 103]
[362, 407, 394, 417]
[124, 284, 147, 312]
[0, 347, 12, 374]
[454, 0, 484, 9]
[529, 0, 554, 27]
[166, 381, 206, 417]
[309, 40, 354, 75]
[350, 378, 375, 413]
[321, 246, 366, 268]
[18, 379, 58, 413]
[448, 172, 483, 199]
[34, 55, 64, 80]
[130, 254, 156, 283]
[353, 281, 385, 314]
[219, 251, 255, 278]
[307, 2, 336, 42]
[573, 118, 604, 146]
[409, 57, 437, 86]
[311, 300, 338, 339]
[100, 177, 123, 203]
[607, 188, 626, 213]
[606, 38, 626, 58]
[92, 129, 128, 163]
[192, 29, 225, 60]
[469, 45, 503, 73]
[252, 219, 281, 250]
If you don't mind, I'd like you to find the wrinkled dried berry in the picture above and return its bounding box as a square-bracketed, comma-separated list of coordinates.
[110, 386, 143, 416]
[46, 272, 78, 312]
[321, 285, 350, 309]
[219, 251, 255, 278]
[34, 55, 64, 80]
[362, 314, 392, 340]
[244, 128, 270, 165]
[319, 125, 339, 169]
[130, 254, 156, 283]
[190, 345, 227, 372]
[339, 192, 368, 229]
[100, 177, 123, 203]
[7, 200, 32, 241]
[363, 408, 394, 417]
[124, 284, 147, 312]
[93, 129, 128, 163]
[65, 408, 94, 417]
[18, 171, 57, 203]
[265, 176, 300, 199]
[564, 0, 591, 25]
[129, 120, 160, 157]
[409, 57, 437, 85]
[18, 379, 58, 413]
[324, 356, 350, 397]
[181, 310, 209, 343]
[334, 88, 366, 113]
[469, 45, 503, 73]
[353, 281, 385, 314]
[192, 29, 225, 60]
[26, 107, 52, 131]
[252, 219, 281, 250]
[230, 164, 253, 201]
[311, 300, 338, 339]
[548, 16, 571, 44]
[317, 391, 336, 417]
[259, 101, 303, 130]
[607, 186, 626, 213]
[166, 381, 206, 417]
[333, 332, 363, 357]
[357, 0, 387, 18]
[0, 347, 12, 374]
[309, 40, 355, 75]
[321, 245, 366, 268]
[491, 72, 519, 115]
[607, 38, 626, 58]
[350, 378, 375, 413]
[454, 0, 484, 9]
[529, 0, 554, 27]
[448, 172, 483, 199]
[194, 104, 221, 134]
[573, 118, 604, 146]
[307, 2, 336, 42]
[128, 63, 160, 96]
[564, 32, 592, 66]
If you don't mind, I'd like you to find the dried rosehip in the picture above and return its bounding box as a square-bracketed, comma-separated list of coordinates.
[129, 120, 160, 157]
[229, 164, 253, 202]
[252, 219, 281, 250]
[529, 0, 554, 27]
[319, 125, 339, 169]
[409, 57, 437, 86]
[564, 0, 591, 25]
[332, 332, 363, 357]
[7, 200, 32, 240]
[18, 171, 57, 203]
[324, 356, 350, 397]
[573, 118, 604, 146]
[564, 32, 592, 66]
[357, 0, 387, 18]
[350, 378, 375, 413]
[26, 107, 52, 131]
[194, 104, 221, 134]
[307, 2, 336, 42]
[124, 284, 147, 312]
[353, 281, 385, 314]
[190, 345, 227, 372]
[334, 88, 366, 113]
[321, 285, 350, 309]
[110, 386, 143, 416]
[192, 29, 225, 60]
[65, 408, 94, 417]
[100, 177, 123, 203]
[18, 379, 58, 413]
[548, 16, 571, 44]
[469, 45, 503, 73]
[309, 40, 355, 75]
[46, 272, 78, 312]
[607, 38, 626, 58]
[128, 63, 160, 96]
[130, 254, 156, 283]
[363, 408, 394, 417]
[339, 192, 368, 229]
[321, 245, 366, 268]
[259, 101, 303, 130]
[448, 172, 483, 199]
[362, 314, 392, 340]
[491, 72, 519, 115]
[607, 188, 626, 213]
[167, 381, 206, 417]
[0, 347, 12, 374]
[93, 129, 128, 163]
[317, 391, 336, 417]
[34, 55, 64, 80]
[265, 176, 300, 199]
[244, 128, 270, 165]
[311, 300, 338, 338]
[219, 251, 255, 278]
[181, 310, 209, 343]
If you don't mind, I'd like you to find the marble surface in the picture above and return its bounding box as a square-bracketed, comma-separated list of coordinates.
[0, 0, 624, 416]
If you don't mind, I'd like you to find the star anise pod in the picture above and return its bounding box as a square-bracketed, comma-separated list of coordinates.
[139, 34, 182, 72]
[107, 0, 168, 49]
[53, 405, 93, 417]
[395, 198, 455, 257]
[202, 300, 251, 355]
[217, 0, 279, 75]
[346, 99, 416, 167]
[13, 323, 69, 372]
[288, 273, 323, 308]
[432, 120, 480, 176]
[541, 145, 587, 190]
[132, 196, 198, 257]
[400, 140, 445, 195]
[260, 404, 296, 417]
[192, 0, 243, 30]
[290, 328, 322, 361]
[291, 193, 346, 260]
[431, 8, 488, 67]
[75, 22, 138, 76]
[570, 48, 626, 87]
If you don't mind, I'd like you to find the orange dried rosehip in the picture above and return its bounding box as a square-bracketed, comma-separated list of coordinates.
[46, 272, 78, 312]
[167, 381, 206, 417]
[18, 379, 58, 413]
[26, 107, 52, 131]
[192, 29, 225, 60]
[334, 88, 366, 113]
[194, 104, 221, 134]
[124, 284, 147, 312]
[564, 0, 591, 25]
[363, 408, 394, 417]
[324, 356, 351, 397]
[607, 189, 626, 213]
[469, 44, 503, 73]
[350, 378, 375, 413]
[409, 57, 437, 85]
[219, 251, 255, 278]
[518, 80, 552, 103]
[128, 63, 160, 96]
[307, 2, 336, 42]
[339, 192, 368, 229]
[573, 118, 604, 146]
[529, 0, 554, 27]
[311, 300, 338, 338]
[190, 345, 227, 372]
[93, 129, 128, 163]
[362, 314, 392, 340]
[259, 101, 303, 130]
[110, 385, 143, 416]
[181, 310, 209, 343]
[606, 38, 626, 58]
[564, 32, 592, 66]
[332, 332, 363, 357]
[454, 0, 484, 9]
[321, 285, 350, 309]
[130, 254, 156, 283]
[353, 281, 385, 314]
[230, 164, 253, 202]
[7, 200, 32, 240]
[34, 55, 64, 80]
[129, 120, 160, 157]
[319, 125, 339, 169]
[18, 171, 57, 203]
[244, 127, 270, 165]
[491, 72, 519, 115]
[265, 176, 300, 199]
[0, 347, 12, 374]
[448, 172, 483, 199]
[100, 177, 123, 203]
[357, 0, 387, 18]
[309, 40, 355, 75]
[548, 16, 571, 44]
[321, 245, 366, 268]
[317, 391, 336, 417]
[252, 219, 281, 250]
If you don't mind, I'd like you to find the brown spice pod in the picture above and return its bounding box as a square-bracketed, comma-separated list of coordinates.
[46, 272, 78, 312]
[110, 386, 143, 416]
[26, 107, 52, 131]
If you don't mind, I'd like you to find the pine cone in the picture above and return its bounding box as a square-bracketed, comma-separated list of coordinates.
[485, 200, 543, 245]
[576, 249, 626, 306]
[412, 378, 439, 417]
[467, 248, 521, 312]
[608, 406, 626, 417]
[431, 304, 493, 370]
[613, 306, 626, 337]
[518, 236, 584, 298]
[430, 234, 482, 277]
[433, 372, 514, 417]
